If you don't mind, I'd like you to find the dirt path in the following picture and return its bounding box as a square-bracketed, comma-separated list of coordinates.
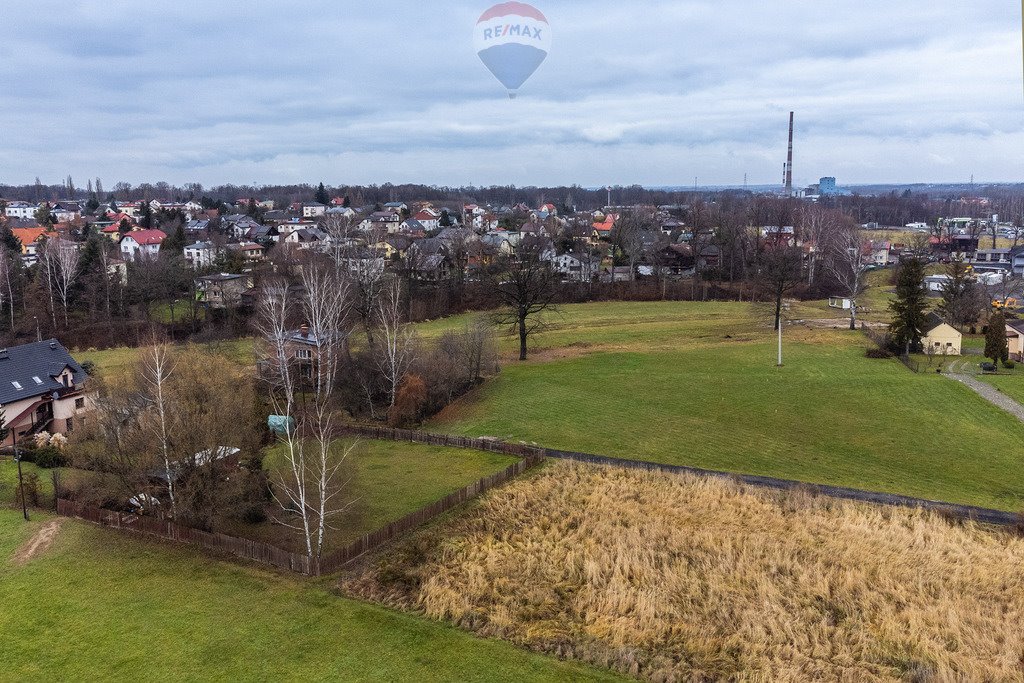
[946, 373, 1024, 422]
[10, 519, 63, 566]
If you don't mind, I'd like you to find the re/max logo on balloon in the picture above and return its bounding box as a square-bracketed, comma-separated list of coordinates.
[474, 2, 551, 98]
[480, 24, 544, 42]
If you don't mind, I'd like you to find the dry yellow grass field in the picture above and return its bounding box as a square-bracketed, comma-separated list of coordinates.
[341, 463, 1024, 682]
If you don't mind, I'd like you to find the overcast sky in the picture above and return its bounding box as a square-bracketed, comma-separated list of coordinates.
[0, 1, 1020, 189]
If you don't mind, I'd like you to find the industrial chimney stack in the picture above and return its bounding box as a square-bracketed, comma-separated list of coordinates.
[784, 111, 794, 195]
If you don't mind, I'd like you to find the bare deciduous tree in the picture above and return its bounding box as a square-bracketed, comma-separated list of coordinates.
[825, 222, 870, 330]
[493, 240, 559, 361]
[375, 279, 416, 408]
[139, 342, 178, 518]
[43, 238, 80, 328]
[256, 278, 355, 571]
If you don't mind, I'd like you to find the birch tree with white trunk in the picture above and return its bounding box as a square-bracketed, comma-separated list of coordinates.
[140, 342, 178, 518]
[44, 238, 81, 328]
[375, 278, 416, 409]
[257, 276, 354, 572]
[825, 222, 870, 331]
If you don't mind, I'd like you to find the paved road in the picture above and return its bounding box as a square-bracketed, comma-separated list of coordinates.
[946, 372, 1024, 422]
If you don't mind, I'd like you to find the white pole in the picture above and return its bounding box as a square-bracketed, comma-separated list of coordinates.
[777, 316, 783, 367]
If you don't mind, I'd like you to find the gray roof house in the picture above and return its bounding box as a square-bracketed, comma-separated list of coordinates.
[0, 339, 91, 445]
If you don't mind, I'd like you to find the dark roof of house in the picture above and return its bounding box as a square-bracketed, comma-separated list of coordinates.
[0, 339, 85, 405]
[922, 312, 947, 334]
[1006, 319, 1024, 334]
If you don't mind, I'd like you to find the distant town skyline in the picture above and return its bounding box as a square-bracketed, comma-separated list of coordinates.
[0, 1, 1021, 188]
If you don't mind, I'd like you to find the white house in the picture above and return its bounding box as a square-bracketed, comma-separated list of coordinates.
[551, 253, 599, 282]
[4, 201, 37, 219]
[184, 241, 219, 268]
[120, 229, 166, 261]
[302, 203, 327, 218]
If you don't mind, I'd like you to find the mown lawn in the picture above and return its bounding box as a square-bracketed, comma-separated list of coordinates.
[976, 369, 1024, 406]
[0, 510, 620, 682]
[252, 440, 517, 552]
[430, 302, 1024, 511]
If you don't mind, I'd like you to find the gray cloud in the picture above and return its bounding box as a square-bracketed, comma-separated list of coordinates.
[0, 0, 1020, 188]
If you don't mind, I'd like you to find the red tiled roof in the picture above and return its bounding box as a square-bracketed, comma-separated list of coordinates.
[124, 229, 167, 245]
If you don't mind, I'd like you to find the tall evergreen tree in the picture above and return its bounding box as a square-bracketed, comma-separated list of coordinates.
[314, 182, 329, 205]
[889, 257, 928, 354]
[985, 310, 1009, 366]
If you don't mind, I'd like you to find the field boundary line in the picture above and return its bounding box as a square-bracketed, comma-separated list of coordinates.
[362, 426, 1020, 526]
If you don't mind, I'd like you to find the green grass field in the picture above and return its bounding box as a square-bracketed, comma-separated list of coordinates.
[2, 439, 516, 555]
[252, 440, 516, 552]
[0, 510, 620, 682]
[75, 337, 255, 377]
[430, 301, 1024, 511]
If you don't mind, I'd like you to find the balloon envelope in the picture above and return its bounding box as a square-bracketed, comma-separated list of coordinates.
[474, 2, 551, 96]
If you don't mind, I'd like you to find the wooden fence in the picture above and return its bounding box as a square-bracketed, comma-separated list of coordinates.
[56, 452, 543, 576]
[317, 454, 542, 574]
[336, 424, 545, 458]
[57, 499, 313, 575]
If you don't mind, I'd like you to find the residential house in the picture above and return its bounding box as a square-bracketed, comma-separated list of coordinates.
[0, 339, 93, 446]
[195, 273, 253, 309]
[302, 202, 327, 218]
[185, 219, 212, 236]
[184, 241, 220, 268]
[1010, 246, 1024, 276]
[591, 214, 617, 240]
[119, 229, 166, 261]
[226, 241, 265, 267]
[921, 312, 962, 355]
[413, 208, 440, 231]
[971, 248, 1011, 273]
[284, 227, 328, 249]
[9, 227, 53, 264]
[52, 202, 82, 223]
[551, 253, 600, 282]
[868, 241, 892, 267]
[222, 215, 261, 240]
[3, 201, 37, 220]
[1006, 319, 1024, 361]
[245, 224, 280, 243]
[399, 218, 427, 236]
[361, 211, 402, 234]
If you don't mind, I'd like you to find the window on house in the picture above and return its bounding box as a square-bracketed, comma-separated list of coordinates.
[75, 398, 85, 409]
[11, 381, 21, 390]
[296, 349, 312, 360]
[32, 376, 43, 385]
[65, 418, 74, 433]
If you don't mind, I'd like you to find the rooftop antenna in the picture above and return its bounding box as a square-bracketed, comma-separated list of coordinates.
[785, 111, 794, 195]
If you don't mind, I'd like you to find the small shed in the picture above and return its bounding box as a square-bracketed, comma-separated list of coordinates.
[828, 297, 853, 310]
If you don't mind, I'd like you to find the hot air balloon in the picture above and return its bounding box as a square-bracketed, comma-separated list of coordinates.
[473, 2, 551, 98]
